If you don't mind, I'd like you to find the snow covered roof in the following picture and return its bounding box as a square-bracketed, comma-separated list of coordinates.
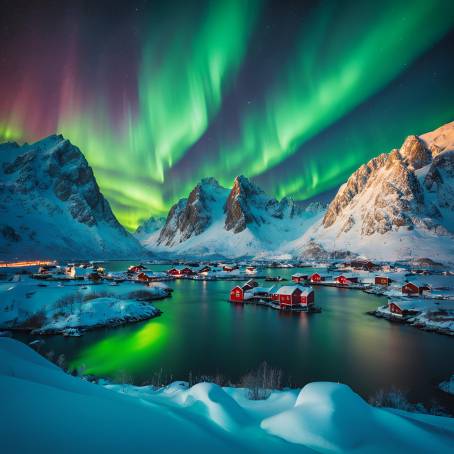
[275, 285, 313, 296]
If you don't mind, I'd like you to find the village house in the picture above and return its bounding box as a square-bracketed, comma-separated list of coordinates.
[229, 279, 258, 302]
[299, 287, 315, 307]
[167, 267, 195, 277]
[388, 301, 407, 317]
[291, 273, 308, 283]
[309, 273, 325, 283]
[273, 285, 314, 308]
[375, 276, 392, 286]
[401, 282, 430, 296]
[388, 301, 420, 318]
[128, 265, 146, 273]
[335, 275, 359, 285]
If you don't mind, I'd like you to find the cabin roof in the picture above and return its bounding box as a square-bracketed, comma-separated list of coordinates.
[275, 285, 312, 295]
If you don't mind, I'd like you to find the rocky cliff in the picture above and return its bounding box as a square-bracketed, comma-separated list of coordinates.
[294, 121, 454, 262]
[141, 175, 325, 257]
[0, 135, 144, 259]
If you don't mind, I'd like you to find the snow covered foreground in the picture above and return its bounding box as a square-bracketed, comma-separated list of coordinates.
[1, 339, 453, 453]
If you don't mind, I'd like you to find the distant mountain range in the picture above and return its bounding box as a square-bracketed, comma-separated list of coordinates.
[1, 121, 453, 262]
[137, 121, 454, 262]
[137, 176, 325, 258]
[0, 135, 143, 260]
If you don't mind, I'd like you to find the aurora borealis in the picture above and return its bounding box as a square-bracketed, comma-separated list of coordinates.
[1, 0, 454, 230]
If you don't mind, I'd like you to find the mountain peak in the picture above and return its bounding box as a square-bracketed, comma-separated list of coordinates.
[399, 134, 431, 170]
[0, 137, 143, 259]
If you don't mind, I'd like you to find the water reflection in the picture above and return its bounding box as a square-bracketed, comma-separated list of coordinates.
[29, 262, 454, 410]
[70, 321, 168, 376]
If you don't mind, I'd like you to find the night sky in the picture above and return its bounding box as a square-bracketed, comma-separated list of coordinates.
[1, 0, 454, 230]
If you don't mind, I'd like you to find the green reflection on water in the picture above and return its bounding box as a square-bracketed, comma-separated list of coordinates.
[70, 320, 168, 376]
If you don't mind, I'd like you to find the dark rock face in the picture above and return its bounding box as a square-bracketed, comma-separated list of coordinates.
[224, 175, 280, 233]
[158, 178, 226, 246]
[400, 135, 432, 170]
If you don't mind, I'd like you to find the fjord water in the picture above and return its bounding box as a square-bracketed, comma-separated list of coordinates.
[24, 264, 454, 409]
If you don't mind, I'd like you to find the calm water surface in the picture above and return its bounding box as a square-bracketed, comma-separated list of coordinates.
[16, 262, 454, 410]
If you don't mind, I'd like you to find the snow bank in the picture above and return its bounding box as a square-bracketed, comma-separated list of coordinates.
[0, 279, 166, 335]
[2, 339, 453, 453]
[37, 297, 161, 335]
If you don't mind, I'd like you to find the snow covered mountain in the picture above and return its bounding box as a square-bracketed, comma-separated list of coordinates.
[141, 176, 325, 258]
[134, 216, 166, 240]
[0, 135, 144, 260]
[291, 121, 454, 262]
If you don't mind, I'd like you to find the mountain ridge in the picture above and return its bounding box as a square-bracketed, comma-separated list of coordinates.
[0, 134, 144, 260]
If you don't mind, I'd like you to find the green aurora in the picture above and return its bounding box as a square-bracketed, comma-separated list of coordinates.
[1, 0, 454, 230]
[185, 0, 454, 191]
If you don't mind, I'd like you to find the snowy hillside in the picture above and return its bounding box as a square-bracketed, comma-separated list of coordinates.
[0, 135, 144, 260]
[1, 338, 454, 453]
[290, 121, 454, 263]
[134, 216, 166, 240]
[141, 176, 325, 258]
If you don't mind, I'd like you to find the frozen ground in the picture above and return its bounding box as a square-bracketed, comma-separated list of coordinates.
[1, 338, 453, 453]
[0, 277, 167, 335]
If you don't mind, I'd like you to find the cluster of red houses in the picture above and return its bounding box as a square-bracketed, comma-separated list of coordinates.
[230, 279, 315, 309]
[167, 267, 198, 277]
[292, 273, 325, 284]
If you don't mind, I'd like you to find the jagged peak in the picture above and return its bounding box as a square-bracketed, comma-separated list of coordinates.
[399, 134, 431, 170]
[230, 175, 264, 198]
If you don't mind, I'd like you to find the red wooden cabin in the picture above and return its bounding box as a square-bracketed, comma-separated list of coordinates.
[310, 273, 324, 283]
[275, 286, 303, 307]
[300, 288, 315, 306]
[230, 286, 245, 302]
[388, 302, 404, 316]
[401, 282, 430, 296]
[229, 280, 258, 302]
[291, 273, 308, 283]
[128, 265, 146, 273]
[335, 275, 358, 285]
[375, 276, 392, 286]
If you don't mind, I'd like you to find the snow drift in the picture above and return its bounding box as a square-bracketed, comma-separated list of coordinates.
[1, 338, 453, 453]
